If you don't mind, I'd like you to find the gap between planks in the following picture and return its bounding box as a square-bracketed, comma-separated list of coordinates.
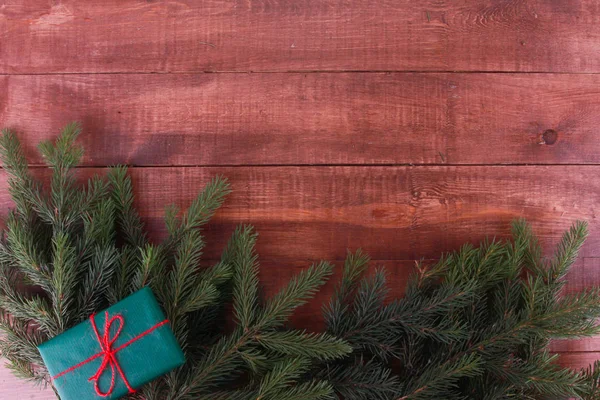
[5, 70, 600, 76]
[12, 164, 600, 169]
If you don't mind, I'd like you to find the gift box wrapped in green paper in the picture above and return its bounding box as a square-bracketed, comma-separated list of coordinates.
[38, 287, 185, 400]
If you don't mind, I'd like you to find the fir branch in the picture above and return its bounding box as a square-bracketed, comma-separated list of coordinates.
[75, 244, 119, 322]
[164, 229, 208, 326]
[0, 310, 46, 367]
[324, 358, 400, 400]
[3, 356, 48, 386]
[181, 176, 231, 233]
[0, 271, 58, 336]
[132, 244, 165, 293]
[0, 129, 49, 221]
[256, 261, 333, 329]
[5, 211, 52, 293]
[231, 225, 260, 329]
[49, 232, 78, 331]
[108, 166, 147, 301]
[256, 330, 351, 361]
[37, 122, 85, 233]
[510, 218, 543, 277]
[581, 360, 600, 399]
[513, 351, 584, 398]
[548, 220, 588, 284]
[165, 176, 231, 251]
[399, 353, 482, 400]
[255, 357, 312, 398]
[107, 166, 147, 248]
[273, 379, 334, 400]
[323, 249, 370, 337]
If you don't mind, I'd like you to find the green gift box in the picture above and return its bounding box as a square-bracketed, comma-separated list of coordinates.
[38, 287, 185, 400]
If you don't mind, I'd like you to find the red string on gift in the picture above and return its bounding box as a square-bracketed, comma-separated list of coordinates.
[51, 311, 170, 397]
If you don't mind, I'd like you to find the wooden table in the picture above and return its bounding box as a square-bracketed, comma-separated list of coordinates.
[2, 0, 600, 397]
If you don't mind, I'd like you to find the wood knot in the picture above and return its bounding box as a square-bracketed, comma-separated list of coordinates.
[540, 129, 558, 145]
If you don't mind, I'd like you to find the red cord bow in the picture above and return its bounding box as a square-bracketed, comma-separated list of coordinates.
[51, 311, 169, 397]
[88, 312, 135, 397]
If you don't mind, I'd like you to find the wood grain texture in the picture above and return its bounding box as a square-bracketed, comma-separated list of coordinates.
[1, 164, 598, 281]
[2, 0, 600, 73]
[557, 352, 600, 370]
[3, 73, 600, 166]
[103, 165, 600, 261]
[0, 164, 596, 282]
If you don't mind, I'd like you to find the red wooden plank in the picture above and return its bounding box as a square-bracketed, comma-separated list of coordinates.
[0, 165, 596, 262]
[2, 73, 600, 166]
[557, 352, 599, 370]
[1, 1, 599, 73]
[119, 165, 600, 261]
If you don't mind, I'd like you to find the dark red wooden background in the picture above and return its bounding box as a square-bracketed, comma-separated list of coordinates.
[2, 0, 600, 397]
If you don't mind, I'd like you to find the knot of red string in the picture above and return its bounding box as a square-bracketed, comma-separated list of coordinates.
[88, 312, 135, 397]
[51, 311, 169, 397]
